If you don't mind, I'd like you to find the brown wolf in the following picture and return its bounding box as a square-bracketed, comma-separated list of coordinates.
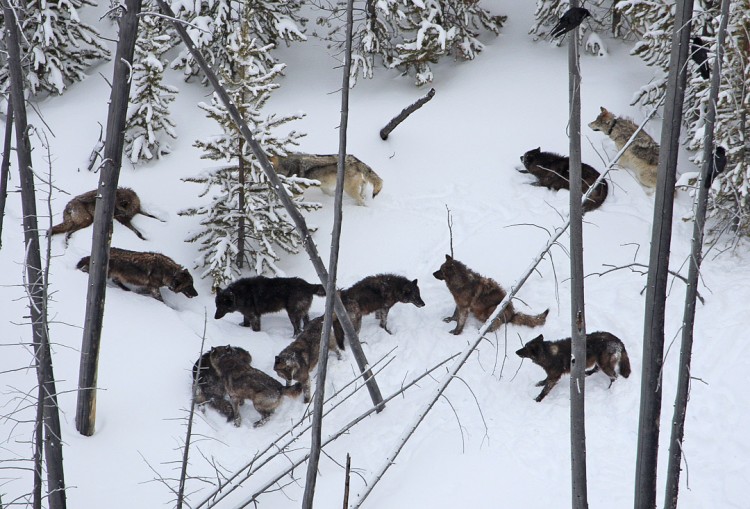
[274, 316, 342, 403]
[209, 345, 302, 427]
[214, 276, 326, 336]
[269, 152, 383, 206]
[193, 349, 250, 422]
[588, 107, 660, 189]
[76, 247, 198, 301]
[519, 148, 608, 212]
[49, 187, 162, 243]
[515, 331, 632, 402]
[433, 255, 548, 335]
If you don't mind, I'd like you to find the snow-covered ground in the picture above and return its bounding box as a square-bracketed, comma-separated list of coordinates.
[2, 1, 748, 508]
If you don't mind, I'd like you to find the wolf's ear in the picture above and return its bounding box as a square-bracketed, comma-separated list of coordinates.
[599, 106, 607, 113]
[412, 279, 418, 285]
[531, 334, 544, 342]
[445, 254, 452, 261]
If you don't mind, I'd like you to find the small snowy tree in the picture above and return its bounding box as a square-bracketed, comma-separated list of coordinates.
[124, 12, 178, 163]
[180, 39, 320, 290]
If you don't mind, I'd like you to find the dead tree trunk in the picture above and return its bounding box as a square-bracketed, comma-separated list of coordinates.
[76, 0, 143, 437]
[154, 0, 384, 409]
[567, 4, 588, 507]
[0, 97, 13, 249]
[379, 88, 435, 140]
[2, 0, 67, 506]
[634, 0, 695, 506]
[238, 137, 246, 269]
[664, 1, 729, 506]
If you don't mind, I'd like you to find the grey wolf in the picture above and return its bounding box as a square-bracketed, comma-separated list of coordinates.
[193, 349, 248, 422]
[269, 152, 383, 206]
[214, 276, 326, 336]
[515, 331, 632, 402]
[519, 147, 608, 212]
[209, 345, 302, 427]
[588, 107, 660, 189]
[433, 255, 548, 335]
[49, 187, 162, 243]
[274, 316, 342, 403]
[76, 247, 198, 301]
[550, 7, 590, 38]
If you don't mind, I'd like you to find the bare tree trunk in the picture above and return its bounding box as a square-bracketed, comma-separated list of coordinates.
[664, 1, 730, 507]
[154, 0, 384, 409]
[238, 137, 245, 269]
[634, 0, 695, 506]
[379, 88, 435, 140]
[301, 0, 355, 505]
[76, 0, 143, 437]
[567, 5, 588, 507]
[33, 381, 43, 509]
[342, 454, 351, 509]
[2, 1, 67, 506]
[0, 98, 13, 249]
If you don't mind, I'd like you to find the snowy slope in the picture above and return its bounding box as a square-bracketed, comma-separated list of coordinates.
[1, 1, 748, 508]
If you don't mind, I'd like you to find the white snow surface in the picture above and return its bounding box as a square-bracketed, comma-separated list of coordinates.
[2, 1, 748, 508]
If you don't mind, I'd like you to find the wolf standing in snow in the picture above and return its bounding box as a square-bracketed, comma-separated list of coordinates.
[519, 147, 609, 212]
[515, 331, 631, 402]
[588, 107, 660, 190]
[433, 255, 548, 335]
[270, 152, 383, 206]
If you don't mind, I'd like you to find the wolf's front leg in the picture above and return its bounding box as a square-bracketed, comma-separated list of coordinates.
[376, 308, 392, 334]
[230, 398, 243, 427]
[450, 308, 469, 335]
[535, 376, 560, 402]
[443, 306, 459, 323]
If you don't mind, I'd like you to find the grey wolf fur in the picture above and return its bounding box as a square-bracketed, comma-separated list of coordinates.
[49, 187, 162, 243]
[209, 345, 302, 427]
[193, 349, 249, 422]
[76, 247, 198, 301]
[273, 316, 342, 403]
[515, 331, 632, 402]
[519, 147, 609, 212]
[269, 152, 383, 206]
[433, 255, 548, 335]
[214, 276, 326, 336]
[588, 107, 660, 189]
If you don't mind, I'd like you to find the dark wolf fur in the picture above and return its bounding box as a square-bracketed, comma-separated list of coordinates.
[214, 276, 326, 336]
[269, 152, 383, 206]
[273, 316, 342, 403]
[519, 147, 608, 212]
[76, 247, 198, 301]
[515, 331, 632, 402]
[433, 255, 548, 335]
[209, 345, 302, 427]
[49, 187, 162, 243]
[193, 348, 252, 422]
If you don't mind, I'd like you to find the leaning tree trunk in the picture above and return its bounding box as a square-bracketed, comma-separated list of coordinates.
[0, 97, 13, 249]
[76, 0, 143, 436]
[634, 0, 695, 506]
[664, 0, 730, 507]
[1, 1, 67, 506]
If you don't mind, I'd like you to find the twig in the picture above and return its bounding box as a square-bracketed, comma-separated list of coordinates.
[379, 88, 436, 140]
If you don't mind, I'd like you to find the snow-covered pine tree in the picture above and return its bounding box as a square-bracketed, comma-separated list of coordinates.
[124, 11, 178, 163]
[180, 38, 320, 290]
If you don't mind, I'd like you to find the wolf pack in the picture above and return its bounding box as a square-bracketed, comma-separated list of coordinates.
[49, 109, 647, 428]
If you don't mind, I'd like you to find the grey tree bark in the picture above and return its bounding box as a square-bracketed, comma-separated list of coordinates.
[634, 0, 695, 506]
[75, 0, 143, 436]
[0, 97, 13, 249]
[2, 0, 67, 506]
[379, 88, 435, 140]
[664, 1, 730, 507]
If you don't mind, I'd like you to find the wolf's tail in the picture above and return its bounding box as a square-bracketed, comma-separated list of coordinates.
[283, 382, 304, 399]
[619, 345, 632, 378]
[511, 308, 549, 328]
[76, 256, 91, 272]
[583, 178, 609, 213]
[332, 318, 346, 351]
[49, 222, 69, 236]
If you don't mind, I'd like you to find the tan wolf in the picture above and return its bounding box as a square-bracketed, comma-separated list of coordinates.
[209, 345, 303, 427]
[588, 107, 660, 190]
[76, 247, 198, 301]
[49, 187, 162, 243]
[433, 255, 548, 335]
[269, 152, 383, 206]
[515, 331, 632, 402]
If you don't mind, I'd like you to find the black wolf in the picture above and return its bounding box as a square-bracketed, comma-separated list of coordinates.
[49, 187, 162, 243]
[549, 7, 590, 38]
[209, 345, 303, 427]
[76, 247, 198, 301]
[193, 348, 251, 422]
[515, 331, 632, 402]
[519, 147, 608, 212]
[274, 316, 342, 403]
[433, 255, 548, 335]
[214, 276, 326, 336]
[691, 36, 710, 80]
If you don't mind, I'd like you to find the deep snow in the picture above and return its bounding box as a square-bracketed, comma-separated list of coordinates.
[1, 1, 748, 508]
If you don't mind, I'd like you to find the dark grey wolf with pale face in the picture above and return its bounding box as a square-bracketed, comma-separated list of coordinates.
[193, 349, 248, 422]
[49, 187, 162, 244]
[433, 255, 548, 335]
[76, 247, 198, 301]
[519, 148, 609, 212]
[214, 276, 326, 336]
[209, 345, 303, 427]
[515, 331, 632, 402]
[274, 316, 343, 403]
[269, 153, 384, 206]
